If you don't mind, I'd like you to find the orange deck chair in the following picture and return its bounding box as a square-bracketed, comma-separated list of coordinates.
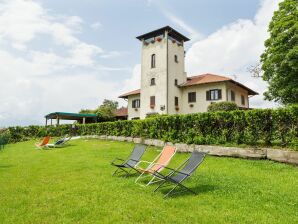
[134, 145, 176, 186]
[35, 136, 51, 149]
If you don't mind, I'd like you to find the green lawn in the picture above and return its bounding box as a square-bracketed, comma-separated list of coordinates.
[0, 139, 297, 224]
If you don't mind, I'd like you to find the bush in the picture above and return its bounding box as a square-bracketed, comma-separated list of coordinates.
[4, 106, 298, 149]
[207, 102, 239, 112]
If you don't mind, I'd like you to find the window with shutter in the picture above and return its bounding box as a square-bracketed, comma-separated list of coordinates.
[188, 92, 196, 103]
[150, 96, 155, 107]
[231, 90, 235, 101]
[175, 97, 179, 106]
[241, 95, 245, 105]
[207, 89, 222, 100]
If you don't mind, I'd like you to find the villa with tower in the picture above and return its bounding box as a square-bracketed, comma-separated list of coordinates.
[119, 26, 258, 120]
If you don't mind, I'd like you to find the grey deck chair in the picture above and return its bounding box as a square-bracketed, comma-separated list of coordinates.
[45, 136, 72, 148]
[111, 144, 147, 177]
[152, 151, 205, 198]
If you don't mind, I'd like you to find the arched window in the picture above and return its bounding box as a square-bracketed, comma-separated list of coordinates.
[150, 78, 156, 86]
[174, 55, 178, 63]
[151, 54, 156, 68]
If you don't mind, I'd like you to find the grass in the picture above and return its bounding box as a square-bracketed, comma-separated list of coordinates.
[0, 139, 297, 224]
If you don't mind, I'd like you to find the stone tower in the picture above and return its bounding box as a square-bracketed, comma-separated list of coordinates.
[136, 26, 190, 119]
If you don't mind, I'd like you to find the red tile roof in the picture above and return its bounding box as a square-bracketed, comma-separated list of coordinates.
[181, 73, 231, 86]
[119, 89, 140, 98]
[180, 73, 258, 95]
[114, 107, 128, 117]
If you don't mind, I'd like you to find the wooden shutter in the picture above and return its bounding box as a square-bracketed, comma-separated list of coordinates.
[218, 89, 222, 99]
[150, 96, 155, 106]
[206, 91, 210, 100]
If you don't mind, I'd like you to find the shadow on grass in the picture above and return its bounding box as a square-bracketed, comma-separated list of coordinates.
[158, 184, 217, 198]
[0, 165, 13, 169]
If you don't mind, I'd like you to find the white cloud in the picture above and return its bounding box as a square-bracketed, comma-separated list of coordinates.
[185, 0, 281, 108]
[163, 11, 202, 41]
[90, 21, 102, 30]
[0, 0, 127, 126]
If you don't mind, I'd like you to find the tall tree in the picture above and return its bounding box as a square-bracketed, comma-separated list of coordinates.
[260, 0, 298, 105]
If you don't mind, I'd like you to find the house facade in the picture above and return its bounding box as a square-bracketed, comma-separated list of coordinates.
[119, 26, 258, 120]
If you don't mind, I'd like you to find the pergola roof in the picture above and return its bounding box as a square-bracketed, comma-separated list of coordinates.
[45, 112, 97, 121]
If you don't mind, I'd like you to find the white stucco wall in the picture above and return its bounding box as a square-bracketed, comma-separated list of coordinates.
[167, 40, 187, 115]
[140, 37, 168, 119]
[127, 94, 141, 120]
[226, 82, 249, 108]
[180, 82, 227, 114]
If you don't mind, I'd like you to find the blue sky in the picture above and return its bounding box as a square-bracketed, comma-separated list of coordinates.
[0, 0, 281, 126]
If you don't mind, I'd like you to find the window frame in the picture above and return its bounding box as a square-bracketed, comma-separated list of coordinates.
[175, 96, 179, 107]
[174, 79, 178, 86]
[188, 92, 196, 103]
[206, 89, 222, 101]
[241, 95, 245, 105]
[151, 54, 156, 68]
[150, 78, 156, 86]
[150, 96, 155, 107]
[132, 99, 140, 108]
[231, 90, 235, 101]
[174, 55, 178, 63]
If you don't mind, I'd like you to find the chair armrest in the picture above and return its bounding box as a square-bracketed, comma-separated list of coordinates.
[160, 166, 190, 177]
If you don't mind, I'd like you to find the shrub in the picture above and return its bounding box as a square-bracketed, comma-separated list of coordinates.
[207, 102, 239, 112]
[4, 106, 298, 149]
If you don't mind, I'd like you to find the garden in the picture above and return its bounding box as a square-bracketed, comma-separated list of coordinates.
[0, 139, 297, 224]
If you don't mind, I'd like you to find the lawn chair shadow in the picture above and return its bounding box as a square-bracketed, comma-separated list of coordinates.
[0, 165, 13, 169]
[158, 184, 217, 198]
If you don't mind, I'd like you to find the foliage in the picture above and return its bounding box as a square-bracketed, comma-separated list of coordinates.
[79, 99, 119, 122]
[5, 106, 298, 149]
[260, 0, 298, 104]
[95, 99, 118, 122]
[207, 102, 239, 112]
[0, 140, 298, 223]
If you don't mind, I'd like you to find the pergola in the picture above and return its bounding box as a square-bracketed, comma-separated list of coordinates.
[45, 112, 97, 126]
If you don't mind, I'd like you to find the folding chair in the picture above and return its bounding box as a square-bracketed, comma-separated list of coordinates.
[153, 151, 205, 198]
[111, 144, 147, 177]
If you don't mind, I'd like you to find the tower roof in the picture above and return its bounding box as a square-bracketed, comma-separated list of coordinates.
[136, 26, 190, 42]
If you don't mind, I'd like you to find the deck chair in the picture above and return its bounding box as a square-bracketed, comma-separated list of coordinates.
[153, 151, 205, 198]
[111, 144, 147, 177]
[35, 136, 50, 149]
[133, 145, 176, 186]
[45, 136, 72, 148]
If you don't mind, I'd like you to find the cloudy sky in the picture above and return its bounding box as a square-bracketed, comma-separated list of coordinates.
[0, 0, 281, 126]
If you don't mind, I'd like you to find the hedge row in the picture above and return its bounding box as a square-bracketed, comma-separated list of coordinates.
[3, 105, 298, 149]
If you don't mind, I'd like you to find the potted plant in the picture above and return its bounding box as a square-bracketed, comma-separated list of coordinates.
[144, 42, 149, 46]
[189, 104, 194, 107]
[156, 37, 162, 42]
[175, 106, 179, 111]
[172, 40, 176, 44]
[134, 108, 138, 111]
[150, 105, 155, 109]
[151, 40, 155, 44]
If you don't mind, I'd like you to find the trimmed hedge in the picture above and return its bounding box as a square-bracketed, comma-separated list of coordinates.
[207, 102, 239, 112]
[2, 105, 298, 149]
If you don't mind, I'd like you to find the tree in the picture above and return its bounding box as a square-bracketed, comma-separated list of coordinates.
[79, 99, 119, 122]
[260, 0, 298, 105]
[95, 99, 119, 121]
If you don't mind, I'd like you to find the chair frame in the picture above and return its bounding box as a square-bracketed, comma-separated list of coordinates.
[152, 151, 205, 198]
[111, 144, 147, 177]
[132, 146, 177, 186]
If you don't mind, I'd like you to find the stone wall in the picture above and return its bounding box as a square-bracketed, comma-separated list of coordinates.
[80, 135, 298, 166]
